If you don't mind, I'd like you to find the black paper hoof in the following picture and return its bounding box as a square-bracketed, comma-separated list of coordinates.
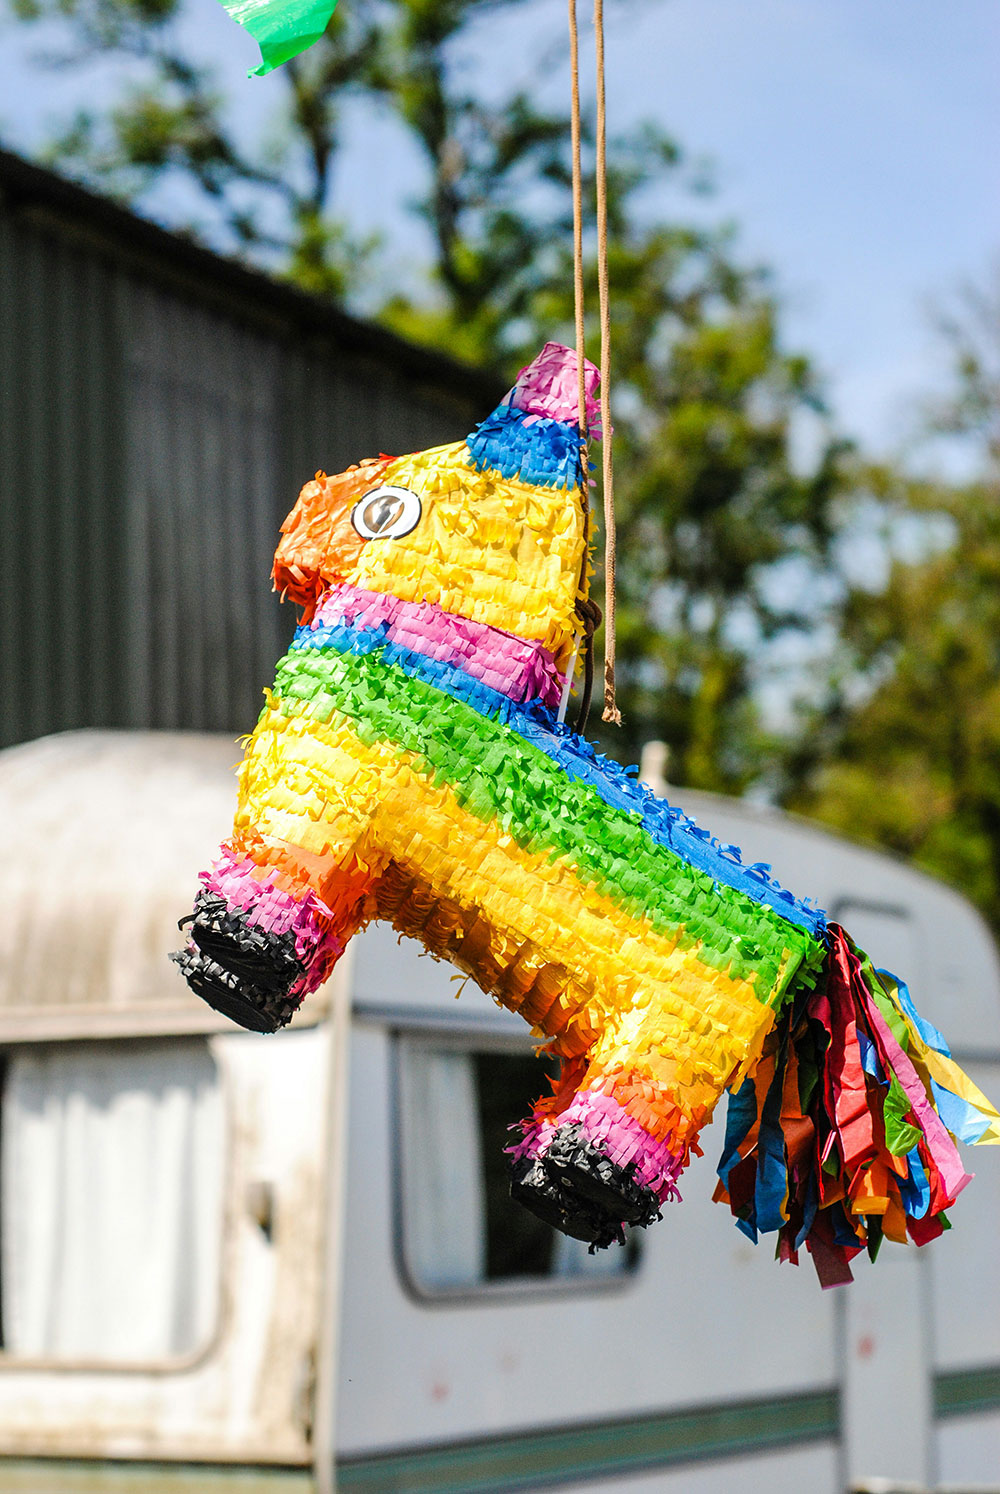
[542, 1123, 662, 1229]
[171, 945, 284, 1032]
[171, 892, 306, 1033]
[508, 1123, 662, 1251]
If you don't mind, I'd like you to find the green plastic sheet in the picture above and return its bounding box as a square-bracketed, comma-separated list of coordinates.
[219, 0, 339, 76]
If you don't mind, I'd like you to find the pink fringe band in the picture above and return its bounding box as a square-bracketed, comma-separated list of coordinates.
[509, 342, 603, 436]
[314, 582, 566, 707]
[200, 849, 342, 995]
[511, 1089, 683, 1204]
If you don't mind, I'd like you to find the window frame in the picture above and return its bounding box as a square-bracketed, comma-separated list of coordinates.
[390, 1024, 644, 1308]
[0, 1031, 232, 1376]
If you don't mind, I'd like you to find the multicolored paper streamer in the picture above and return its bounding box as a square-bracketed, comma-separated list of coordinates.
[174, 342, 998, 1282]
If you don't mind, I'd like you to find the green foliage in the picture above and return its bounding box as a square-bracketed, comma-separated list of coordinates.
[788, 271, 1000, 928]
[9, 0, 178, 39]
[16, 0, 394, 291]
[7, 0, 853, 795]
[588, 264, 847, 784]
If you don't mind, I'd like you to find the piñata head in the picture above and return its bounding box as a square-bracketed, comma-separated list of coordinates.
[174, 342, 998, 1284]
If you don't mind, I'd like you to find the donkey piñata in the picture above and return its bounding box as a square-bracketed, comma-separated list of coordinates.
[175, 343, 999, 1285]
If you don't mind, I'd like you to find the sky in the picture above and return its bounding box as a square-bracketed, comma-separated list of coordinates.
[1, 0, 997, 466]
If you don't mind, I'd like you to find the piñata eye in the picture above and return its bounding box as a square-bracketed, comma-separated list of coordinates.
[351, 485, 422, 540]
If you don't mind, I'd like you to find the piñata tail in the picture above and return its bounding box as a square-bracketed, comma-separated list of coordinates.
[714, 925, 999, 1284]
[173, 342, 999, 1284]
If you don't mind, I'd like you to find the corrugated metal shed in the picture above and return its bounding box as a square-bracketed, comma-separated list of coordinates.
[0, 149, 504, 746]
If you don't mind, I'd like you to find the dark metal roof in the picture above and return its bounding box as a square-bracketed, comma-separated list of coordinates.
[0, 147, 507, 748]
[0, 146, 505, 406]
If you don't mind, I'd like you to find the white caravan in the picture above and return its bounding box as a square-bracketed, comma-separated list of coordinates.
[0, 731, 997, 1494]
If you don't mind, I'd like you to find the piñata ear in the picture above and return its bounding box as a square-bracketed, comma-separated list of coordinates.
[507, 341, 603, 434]
[272, 457, 394, 617]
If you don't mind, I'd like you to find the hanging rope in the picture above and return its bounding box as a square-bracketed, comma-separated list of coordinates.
[567, 0, 598, 734]
[593, 0, 620, 725]
[567, 0, 587, 435]
[566, 0, 621, 731]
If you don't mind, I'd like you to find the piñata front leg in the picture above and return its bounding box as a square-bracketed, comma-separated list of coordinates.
[175, 685, 386, 1032]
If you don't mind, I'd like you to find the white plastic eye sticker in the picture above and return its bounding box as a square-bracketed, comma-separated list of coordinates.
[351, 484, 422, 540]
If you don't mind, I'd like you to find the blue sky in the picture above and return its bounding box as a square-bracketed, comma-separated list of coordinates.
[1, 0, 997, 463]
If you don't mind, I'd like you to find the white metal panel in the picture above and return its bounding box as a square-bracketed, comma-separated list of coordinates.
[834, 906, 933, 1488]
[351, 923, 523, 1030]
[937, 1409, 1000, 1488]
[928, 1060, 1000, 1371]
[336, 1010, 837, 1456]
[840, 1251, 933, 1488]
[835, 903, 919, 987]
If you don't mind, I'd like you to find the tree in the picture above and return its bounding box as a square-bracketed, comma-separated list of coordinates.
[351, 5, 851, 786]
[6, 0, 854, 788]
[787, 268, 1000, 928]
[7, 0, 556, 299]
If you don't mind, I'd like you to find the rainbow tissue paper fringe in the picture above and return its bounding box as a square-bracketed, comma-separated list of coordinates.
[174, 341, 1000, 1284]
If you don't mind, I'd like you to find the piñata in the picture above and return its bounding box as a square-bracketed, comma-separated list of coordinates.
[174, 342, 999, 1285]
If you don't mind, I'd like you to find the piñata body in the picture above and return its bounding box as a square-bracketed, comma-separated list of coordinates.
[175, 343, 999, 1283]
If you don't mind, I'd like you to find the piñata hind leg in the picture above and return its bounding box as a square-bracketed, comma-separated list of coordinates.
[508, 951, 786, 1247]
[507, 1064, 677, 1248]
[339, 730, 816, 1246]
[319, 747, 661, 1245]
[174, 700, 384, 1031]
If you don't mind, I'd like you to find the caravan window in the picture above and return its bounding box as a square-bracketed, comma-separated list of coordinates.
[0, 1037, 224, 1363]
[395, 1035, 640, 1297]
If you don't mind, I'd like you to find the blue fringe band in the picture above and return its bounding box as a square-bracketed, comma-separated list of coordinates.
[465, 403, 584, 490]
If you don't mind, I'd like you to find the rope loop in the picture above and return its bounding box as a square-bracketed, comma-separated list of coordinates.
[566, 0, 621, 728]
